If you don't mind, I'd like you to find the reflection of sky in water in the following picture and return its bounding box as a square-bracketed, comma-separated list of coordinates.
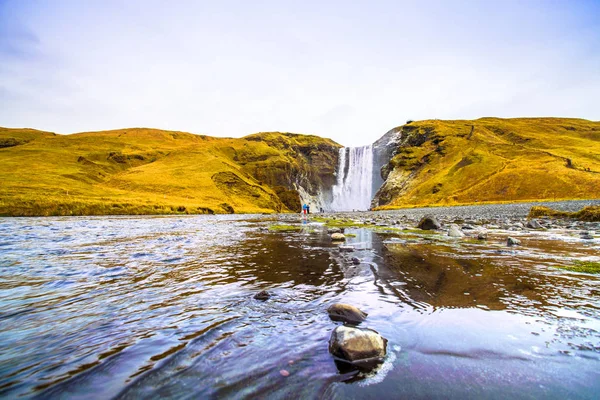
[0, 215, 599, 399]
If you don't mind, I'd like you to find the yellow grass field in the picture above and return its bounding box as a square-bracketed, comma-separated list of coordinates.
[0, 127, 340, 216]
[374, 118, 600, 209]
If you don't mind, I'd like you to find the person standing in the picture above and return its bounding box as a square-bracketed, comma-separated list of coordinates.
[307, 205, 310, 214]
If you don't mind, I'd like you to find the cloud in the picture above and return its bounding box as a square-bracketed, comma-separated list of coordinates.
[0, 0, 599, 146]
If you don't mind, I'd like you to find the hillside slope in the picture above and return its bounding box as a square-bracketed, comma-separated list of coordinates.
[373, 118, 600, 209]
[0, 127, 340, 216]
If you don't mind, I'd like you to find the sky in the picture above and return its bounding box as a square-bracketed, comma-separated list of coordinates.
[0, 0, 599, 146]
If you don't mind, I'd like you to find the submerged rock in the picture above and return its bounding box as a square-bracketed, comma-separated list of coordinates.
[329, 326, 387, 369]
[351, 257, 361, 265]
[331, 233, 346, 241]
[448, 224, 465, 238]
[507, 237, 521, 246]
[417, 215, 442, 230]
[254, 290, 271, 301]
[327, 303, 368, 324]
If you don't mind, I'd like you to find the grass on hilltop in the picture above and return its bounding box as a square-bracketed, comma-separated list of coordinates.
[0, 127, 340, 216]
[374, 118, 600, 209]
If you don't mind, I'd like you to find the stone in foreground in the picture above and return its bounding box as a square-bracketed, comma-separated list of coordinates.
[329, 326, 387, 369]
[254, 290, 271, 300]
[331, 233, 346, 241]
[327, 303, 368, 324]
[417, 215, 442, 230]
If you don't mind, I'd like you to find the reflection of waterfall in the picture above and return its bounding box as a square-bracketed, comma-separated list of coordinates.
[330, 145, 374, 211]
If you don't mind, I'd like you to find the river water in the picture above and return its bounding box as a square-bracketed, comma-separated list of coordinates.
[1, 212, 599, 399]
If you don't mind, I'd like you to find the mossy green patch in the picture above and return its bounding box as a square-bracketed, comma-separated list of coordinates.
[268, 224, 302, 231]
[556, 261, 600, 274]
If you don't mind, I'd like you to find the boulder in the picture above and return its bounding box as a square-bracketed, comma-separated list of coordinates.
[329, 326, 387, 369]
[448, 224, 465, 238]
[351, 257, 361, 265]
[417, 215, 441, 230]
[526, 219, 543, 230]
[328, 227, 342, 234]
[477, 230, 488, 240]
[254, 290, 271, 300]
[331, 233, 346, 241]
[327, 303, 368, 324]
[507, 237, 521, 246]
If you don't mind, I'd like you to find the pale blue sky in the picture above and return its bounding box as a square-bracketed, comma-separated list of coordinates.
[1, 0, 599, 146]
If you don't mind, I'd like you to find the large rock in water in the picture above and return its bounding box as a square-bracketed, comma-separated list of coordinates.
[417, 215, 441, 230]
[329, 326, 387, 369]
[327, 303, 368, 324]
[447, 224, 465, 237]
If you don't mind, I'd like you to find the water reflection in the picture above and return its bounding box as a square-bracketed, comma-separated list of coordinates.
[0, 216, 598, 399]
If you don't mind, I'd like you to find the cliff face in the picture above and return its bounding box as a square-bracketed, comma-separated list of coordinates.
[372, 118, 600, 208]
[0, 127, 341, 216]
[227, 132, 340, 212]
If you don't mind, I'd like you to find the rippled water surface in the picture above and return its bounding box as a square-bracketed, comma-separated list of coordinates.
[1, 214, 599, 399]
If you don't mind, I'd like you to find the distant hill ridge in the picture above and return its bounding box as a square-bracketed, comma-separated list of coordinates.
[1, 117, 599, 216]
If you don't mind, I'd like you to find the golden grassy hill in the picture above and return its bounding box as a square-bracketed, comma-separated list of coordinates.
[373, 117, 600, 209]
[0, 127, 340, 216]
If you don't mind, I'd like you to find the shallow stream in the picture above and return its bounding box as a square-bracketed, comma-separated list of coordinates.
[1, 211, 599, 399]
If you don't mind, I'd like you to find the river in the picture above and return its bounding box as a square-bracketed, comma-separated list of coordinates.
[1, 207, 599, 399]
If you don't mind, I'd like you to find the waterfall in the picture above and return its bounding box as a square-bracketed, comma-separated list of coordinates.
[330, 145, 374, 211]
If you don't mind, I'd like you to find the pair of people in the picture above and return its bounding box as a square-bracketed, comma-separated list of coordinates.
[302, 204, 310, 215]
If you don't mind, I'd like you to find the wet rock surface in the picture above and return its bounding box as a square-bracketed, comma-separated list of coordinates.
[253, 290, 271, 300]
[329, 326, 387, 368]
[327, 303, 368, 324]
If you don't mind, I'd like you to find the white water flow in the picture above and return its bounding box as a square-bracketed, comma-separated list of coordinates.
[331, 145, 374, 211]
